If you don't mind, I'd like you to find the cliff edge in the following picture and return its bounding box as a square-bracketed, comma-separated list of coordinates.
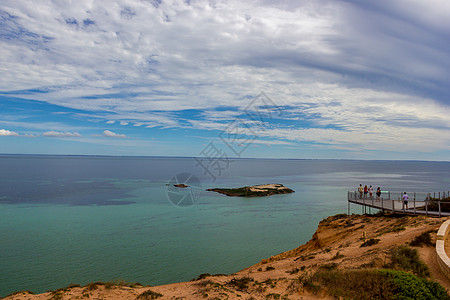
[5, 214, 450, 299]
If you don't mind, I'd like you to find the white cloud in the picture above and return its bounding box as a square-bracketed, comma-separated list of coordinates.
[102, 130, 127, 138]
[106, 120, 115, 124]
[42, 131, 81, 137]
[0, 129, 19, 136]
[119, 121, 129, 126]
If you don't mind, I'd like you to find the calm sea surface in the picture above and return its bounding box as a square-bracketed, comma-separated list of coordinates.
[0, 155, 449, 296]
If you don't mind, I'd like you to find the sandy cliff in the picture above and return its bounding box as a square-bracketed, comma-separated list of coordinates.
[5, 213, 450, 299]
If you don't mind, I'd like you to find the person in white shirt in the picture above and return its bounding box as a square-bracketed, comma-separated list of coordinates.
[402, 192, 409, 209]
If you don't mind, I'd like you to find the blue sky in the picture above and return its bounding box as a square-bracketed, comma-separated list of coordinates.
[0, 0, 449, 160]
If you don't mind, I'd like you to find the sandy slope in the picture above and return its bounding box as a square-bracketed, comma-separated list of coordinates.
[4, 214, 450, 300]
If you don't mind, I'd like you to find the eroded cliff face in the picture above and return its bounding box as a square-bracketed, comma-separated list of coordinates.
[4, 214, 448, 300]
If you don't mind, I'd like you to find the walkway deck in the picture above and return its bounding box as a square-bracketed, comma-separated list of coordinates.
[348, 190, 450, 217]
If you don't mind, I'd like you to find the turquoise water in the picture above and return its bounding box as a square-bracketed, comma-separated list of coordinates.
[0, 156, 449, 296]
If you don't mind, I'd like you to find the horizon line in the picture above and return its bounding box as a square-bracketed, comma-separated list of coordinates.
[0, 153, 449, 163]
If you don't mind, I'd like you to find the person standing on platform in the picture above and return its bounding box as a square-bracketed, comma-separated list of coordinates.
[358, 184, 363, 199]
[376, 187, 381, 201]
[364, 185, 368, 199]
[369, 185, 373, 199]
[403, 192, 409, 209]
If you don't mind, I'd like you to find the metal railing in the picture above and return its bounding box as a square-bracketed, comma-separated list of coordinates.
[348, 190, 450, 217]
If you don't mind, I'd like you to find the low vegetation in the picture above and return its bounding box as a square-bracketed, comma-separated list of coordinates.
[300, 269, 449, 300]
[427, 197, 450, 212]
[410, 230, 434, 247]
[191, 273, 226, 281]
[385, 245, 429, 277]
[136, 289, 163, 299]
[227, 276, 254, 291]
[83, 280, 141, 290]
[4, 291, 34, 298]
[360, 238, 380, 247]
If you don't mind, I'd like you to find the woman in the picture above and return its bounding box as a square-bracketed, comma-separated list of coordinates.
[376, 187, 381, 200]
[364, 185, 368, 198]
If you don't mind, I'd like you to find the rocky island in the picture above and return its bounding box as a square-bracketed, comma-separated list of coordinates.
[173, 184, 189, 188]
[207, 184, 294, 197]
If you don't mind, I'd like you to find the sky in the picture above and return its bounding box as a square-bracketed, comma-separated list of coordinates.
[0, 0, 449, 160]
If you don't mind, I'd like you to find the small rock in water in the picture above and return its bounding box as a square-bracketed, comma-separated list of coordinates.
[174, 184, 189, 188]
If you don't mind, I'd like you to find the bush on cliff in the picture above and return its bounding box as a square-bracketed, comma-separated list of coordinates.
[300, 269, 449, 300]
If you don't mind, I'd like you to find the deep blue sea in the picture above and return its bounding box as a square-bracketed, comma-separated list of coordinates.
[0, 155, 449, 296]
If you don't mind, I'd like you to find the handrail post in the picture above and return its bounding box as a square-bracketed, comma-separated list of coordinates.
[439, 200, 441, 217]
[413, 192, 416, 214]
[392, 199, 395, 213]
[363, 196, 365, 214]
[426, 195, 429, 216]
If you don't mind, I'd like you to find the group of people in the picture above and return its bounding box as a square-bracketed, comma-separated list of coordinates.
[358, 184, 382, 200]
[357, 184, 410, 209]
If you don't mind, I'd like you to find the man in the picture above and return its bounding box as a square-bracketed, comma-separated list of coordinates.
[358, 184, 363, 199]
[403, 192, 409, 209]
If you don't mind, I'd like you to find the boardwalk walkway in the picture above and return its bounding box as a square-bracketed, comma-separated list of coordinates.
[348, 190, 450, 217]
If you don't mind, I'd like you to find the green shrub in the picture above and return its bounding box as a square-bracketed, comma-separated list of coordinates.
[319, 263, 338, 271]
[136, 289, 163, 299]
[300, 268, 449, 299]
[4, 290, 34, 297]
[427, 197, 450, 212]
[360, 238, 380, 247]
[386, 246, 429, 277]
[227, 277, 253, 291]
[262, 278, 277, 288]
[191, 273, 227, 281]
[379, 269, 450, 300]
[85, 282, 101, 291]
[410, 231, 434, 247]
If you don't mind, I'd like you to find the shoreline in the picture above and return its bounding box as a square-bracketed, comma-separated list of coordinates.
[4, 213, 450, 299]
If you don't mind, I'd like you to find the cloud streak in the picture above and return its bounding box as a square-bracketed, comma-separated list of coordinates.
[42, 131, 81, 137]
[102, 130, 127, 138]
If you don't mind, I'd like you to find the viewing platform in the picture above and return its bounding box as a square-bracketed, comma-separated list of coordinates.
[348, 190, 450, 217]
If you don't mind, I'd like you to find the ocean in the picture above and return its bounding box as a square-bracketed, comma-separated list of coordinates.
[0, 155, 449, 296]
